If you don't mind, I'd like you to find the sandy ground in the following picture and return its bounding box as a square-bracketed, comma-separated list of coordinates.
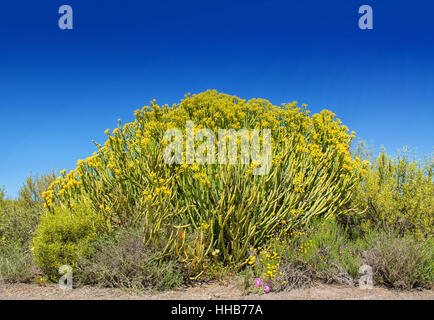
[0, 280, 432, 300]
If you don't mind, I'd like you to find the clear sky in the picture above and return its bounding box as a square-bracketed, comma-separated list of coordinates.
[0, 0, 433, 197]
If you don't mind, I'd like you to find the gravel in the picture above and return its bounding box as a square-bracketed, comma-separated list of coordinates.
[1, 281, 432, 300]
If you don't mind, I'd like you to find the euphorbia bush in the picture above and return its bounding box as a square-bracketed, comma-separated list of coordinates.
[42, 90, 367, 274]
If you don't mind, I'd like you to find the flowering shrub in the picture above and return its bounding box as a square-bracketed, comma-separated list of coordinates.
[356, 149, 434, 238]
[41, 90, 366, 274]
[32, 202, 106, 279]
[246, 246, 282, 286]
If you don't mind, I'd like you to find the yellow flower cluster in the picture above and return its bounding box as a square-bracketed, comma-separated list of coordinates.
[246, 246, 282, 280]
[298, 239, 314, 255]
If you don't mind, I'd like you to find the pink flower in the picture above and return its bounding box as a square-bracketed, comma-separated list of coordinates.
[254, 278, 263, 287]
[264, 285, 271, 293]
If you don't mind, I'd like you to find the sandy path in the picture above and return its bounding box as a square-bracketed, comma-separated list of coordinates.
[0, 281, 432, 300]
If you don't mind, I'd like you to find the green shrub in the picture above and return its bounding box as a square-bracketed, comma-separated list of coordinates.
[75, 228, 184, 292]
[32, 203, 106, 280]
[356, 148, 434, 238]
[0, 202, 40, 248]
[419, 237, 434, 286]
[0, 244, 35, 282]
[0, 200, 40, 282]
[0, 173, 55, 249]
[279, 219, 361, 287]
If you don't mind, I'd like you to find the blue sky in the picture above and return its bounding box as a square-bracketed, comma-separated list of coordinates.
[0, 0, 433, 197]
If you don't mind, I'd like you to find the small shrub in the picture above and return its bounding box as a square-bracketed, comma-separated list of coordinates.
[32, 203, 106, 280]
[0, 200, 41, 282]
[419, 237, 434, 287]
[273, 260, 315, 291]
[281, 219, 360, 286]
[0, 202, 40, 248]
[75, 228, 184, 292]
[0, 244, 35, 282]
[362, 232, 433, 289]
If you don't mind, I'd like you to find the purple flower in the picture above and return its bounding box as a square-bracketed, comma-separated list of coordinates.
[264, 285, 271, 293]
[254, 278, 263, 287]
